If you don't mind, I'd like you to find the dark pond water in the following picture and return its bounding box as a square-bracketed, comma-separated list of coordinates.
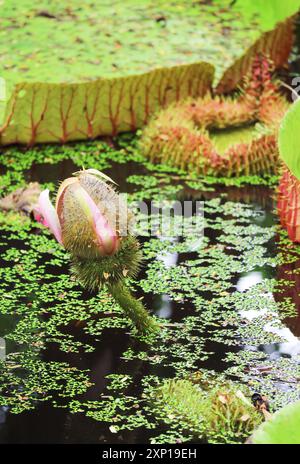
[0, 154, 300, 444]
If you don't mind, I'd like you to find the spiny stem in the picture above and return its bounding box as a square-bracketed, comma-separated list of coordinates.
[107, 281, 159, 336]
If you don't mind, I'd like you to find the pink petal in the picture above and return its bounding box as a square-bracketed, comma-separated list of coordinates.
[73, 185, 119, 256]
[95, 212, 119, 256]
[38, 189, 62, 244]
[55, 177, 78, 211]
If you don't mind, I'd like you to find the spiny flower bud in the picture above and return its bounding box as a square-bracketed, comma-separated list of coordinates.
[35, 168, 158, 336]
[35, 169, 134, 258]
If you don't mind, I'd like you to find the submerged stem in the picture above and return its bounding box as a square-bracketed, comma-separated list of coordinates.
[107, 281, 159, 336]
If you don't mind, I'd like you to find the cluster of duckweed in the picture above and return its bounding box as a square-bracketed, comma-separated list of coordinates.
[0, 136, 299, 442]
[0, 139, 138, 195]
[0, 354, 92, 414]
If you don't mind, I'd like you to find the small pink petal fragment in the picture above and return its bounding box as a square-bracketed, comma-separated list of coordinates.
[32, 205, 43, 224]
[38, 190, 62, 244]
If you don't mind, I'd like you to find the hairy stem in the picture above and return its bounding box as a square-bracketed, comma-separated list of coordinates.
[107, 281, 159, 335]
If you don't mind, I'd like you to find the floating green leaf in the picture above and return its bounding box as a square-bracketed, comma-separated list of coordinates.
[252, 400, 300, 444]
[235, 0, 300, 31]
[278, 98, 300, 179]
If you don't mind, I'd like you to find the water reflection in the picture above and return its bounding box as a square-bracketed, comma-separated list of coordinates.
[237, 264, 300, 360]
[236, 271, 263, 292]
[0, 407, 8, 426]
[259, 339, 300, 360]
[156, 241, 179, 269]
[155, 294, 173, 319]
[25, 158, 78, 185]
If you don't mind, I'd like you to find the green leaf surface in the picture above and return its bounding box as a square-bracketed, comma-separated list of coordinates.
[235, 0, 300, 30]
[252, 400, 300, 444]
[279, 99, 300, 179]
[0, 0, 270, 91]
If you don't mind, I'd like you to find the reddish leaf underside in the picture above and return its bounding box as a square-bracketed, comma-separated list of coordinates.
[278, 168, 300, 243]
[0, 62, 214, 146]
[140, 55, 289, 177]
[216, 17, 294, 94]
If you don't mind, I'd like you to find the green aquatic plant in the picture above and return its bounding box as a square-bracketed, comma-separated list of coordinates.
[252, 400, 300, 444]
[152, 374, 262, 443]
[35, 168, 158, 335]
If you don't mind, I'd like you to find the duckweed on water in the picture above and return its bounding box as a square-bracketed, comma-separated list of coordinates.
[0, 135, 281, 196]
[0, 137, 300, 442]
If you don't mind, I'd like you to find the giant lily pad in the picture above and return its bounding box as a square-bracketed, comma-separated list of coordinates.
[0, 0, 296, 145]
